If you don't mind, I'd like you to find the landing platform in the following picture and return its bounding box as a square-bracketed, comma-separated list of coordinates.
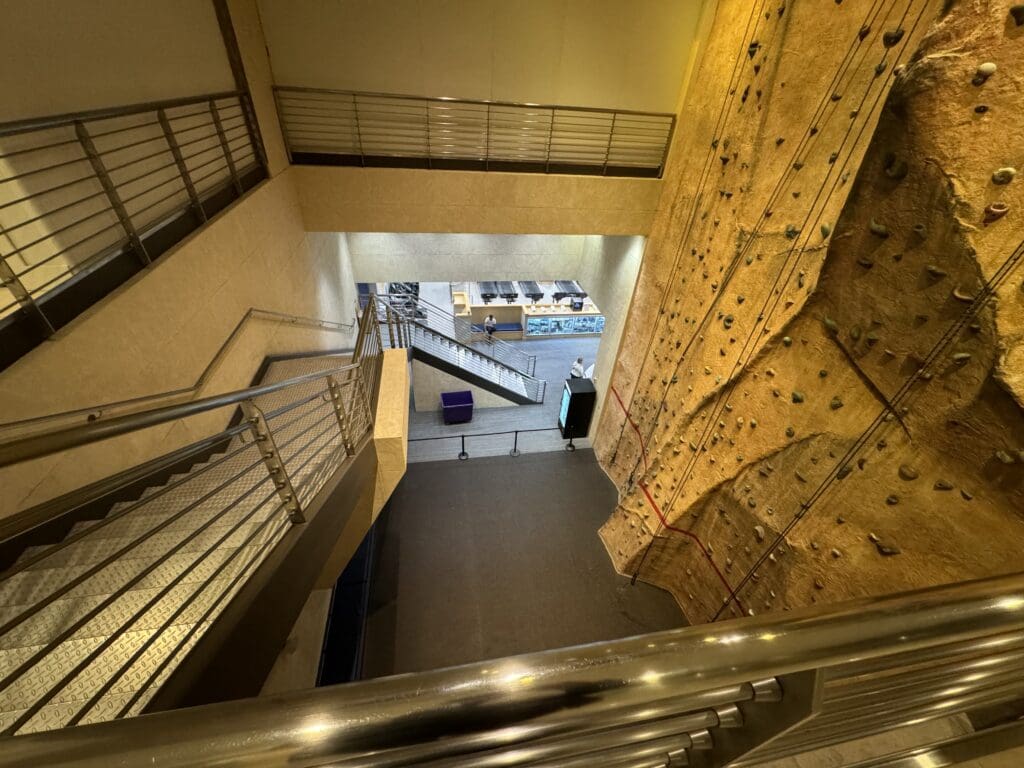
[360, 449, 685, 677]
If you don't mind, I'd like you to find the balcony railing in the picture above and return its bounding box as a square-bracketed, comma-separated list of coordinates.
[0, 91, 266, 370]
[274, 86, 675, 178]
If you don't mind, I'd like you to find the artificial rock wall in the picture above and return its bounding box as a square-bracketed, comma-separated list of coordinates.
[595, 0, 1024, 623]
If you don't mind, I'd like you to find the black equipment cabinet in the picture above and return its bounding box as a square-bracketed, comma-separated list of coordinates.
[557, 378, 596, 439]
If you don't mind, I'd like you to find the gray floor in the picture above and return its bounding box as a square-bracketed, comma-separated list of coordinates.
[408, 335, 602, 462]
[360, 449, 685, 678]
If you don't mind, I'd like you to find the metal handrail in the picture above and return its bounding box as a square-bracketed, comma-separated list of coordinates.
[274, 86, 675, 177]
[5, 570, 1024, 766]
[0, 301, 385, 736]
[380, 292, 536, 376]
[0, 308, 356, 438]
[0, 90, 264, 367]
[0, 360, 360, 469]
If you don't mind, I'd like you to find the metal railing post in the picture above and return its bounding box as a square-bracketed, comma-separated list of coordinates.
[545, 107, 555, 173]
[240, 399, 304, 523]
[484, 102, 491, 171]
[0, 243, 54, 336]
[603, 112, 617, 176]
[158, 108, 206, 223]
[210, 99, 244, 195]
[74, 121, 150, 266]
[352, 93, 366, 167]
[326, 375, 356, 456]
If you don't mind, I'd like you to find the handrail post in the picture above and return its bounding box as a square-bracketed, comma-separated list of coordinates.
[75, 120, 150, 266]
[602, 112, 617, 176]
[240, 399, 304, 523]
[210, 98, 244, 195]
[158, 108, 207, 223]
[325, 375, 356, 456]
[0, 246, 54, 336]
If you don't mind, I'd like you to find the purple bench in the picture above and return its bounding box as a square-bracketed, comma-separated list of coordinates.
[441, 390, 474, 424]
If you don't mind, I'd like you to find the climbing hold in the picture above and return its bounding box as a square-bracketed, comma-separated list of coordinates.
[786, 426, 796, 438]
[951, 286, 975, 303]
[737, 294, 745, 304]
[814, 578, 825, 590]
[898, 464, 920, 480]
[973, 62, 997, 86]
[821, 223, 832, 238]
[913, 223, 927, 238]
[882, 28, 904, 47]
[831, 548, 842, 559]
[836, 465, 852, 480]
[875, 542, 902, 556]
[776, 137, 785, 146]
[748, 41, 761, 59]
[850, 325, 862, 341]
[934, 480, 954, 491]
[858, 25, 871, 40]
[984, 202, 1009, 224]
[995, 450, 1016, 465]
[926, 265, 947, 278]
[857, 257, 875, 269]
[952, 352, 971, 364]
[961, 489, 973, 501]
[785, 224, 800, 239]
[754, 525, 765, 542]
[791, 391, 805, 404]
[723, 314, 734, 329]
[884, 154, 909, 180]
[992, 167, 1017, 185]
[819, 369, 828, 378]
[869, 219, 890, 238]
[1012, 5, 1024, 24]
[823, 317, 839, 335]
[974, 105, 989, 114]
[782, 336, 793, 347]
[886, 494, 899, 505]
[875, 61, 888, 77]
[830, 396, 844, 410]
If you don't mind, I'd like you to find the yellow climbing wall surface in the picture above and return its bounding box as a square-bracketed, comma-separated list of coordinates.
[595, 0, 1024, 623]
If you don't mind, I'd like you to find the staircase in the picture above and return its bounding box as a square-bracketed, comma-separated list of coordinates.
[380, 293, 547, 405]
[0, 309, 385, 736]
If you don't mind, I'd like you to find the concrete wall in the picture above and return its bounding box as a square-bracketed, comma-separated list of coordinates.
[345, 233, 587, 283]
[1, 0, 234, 121]
[295, 166, 661, 236]
[257, 0, 704, 113]
[576, 235, 644, 437]
[0, 170, 359, 521]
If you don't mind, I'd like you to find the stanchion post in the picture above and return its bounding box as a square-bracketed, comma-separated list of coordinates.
[509, 430, 520, 457]
[458, 434, 469, 461]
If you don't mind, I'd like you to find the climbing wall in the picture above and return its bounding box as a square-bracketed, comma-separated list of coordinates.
[595, 0, 1024, 623]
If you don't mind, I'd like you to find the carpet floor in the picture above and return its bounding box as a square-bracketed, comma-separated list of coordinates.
[360, 449, 685, 678]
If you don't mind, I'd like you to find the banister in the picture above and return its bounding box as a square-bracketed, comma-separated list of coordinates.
[0, 307, 356, 438]
[0, 90, 248, 137]
[3, 570, 1023, 767]
[0, 361, 360, 469]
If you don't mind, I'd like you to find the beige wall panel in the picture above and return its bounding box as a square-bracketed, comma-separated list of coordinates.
[257, 0, 704, 113]
[1, 0, 234, 121]
[295, 167, 661, 236]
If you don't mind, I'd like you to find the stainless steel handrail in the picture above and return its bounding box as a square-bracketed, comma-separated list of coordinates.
[0, 307, 356, 437]
[0, 361, 360, 469]
[5, 570, 1024, 767]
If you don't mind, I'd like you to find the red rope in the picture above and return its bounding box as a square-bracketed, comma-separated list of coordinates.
[610, 386, 745, 616]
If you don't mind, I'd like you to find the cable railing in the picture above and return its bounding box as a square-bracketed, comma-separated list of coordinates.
[0, 301, 386, 735]
[0, 91, 265, 369]
[4, 570, 1024, 765]
[274, 86, 675, 178]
